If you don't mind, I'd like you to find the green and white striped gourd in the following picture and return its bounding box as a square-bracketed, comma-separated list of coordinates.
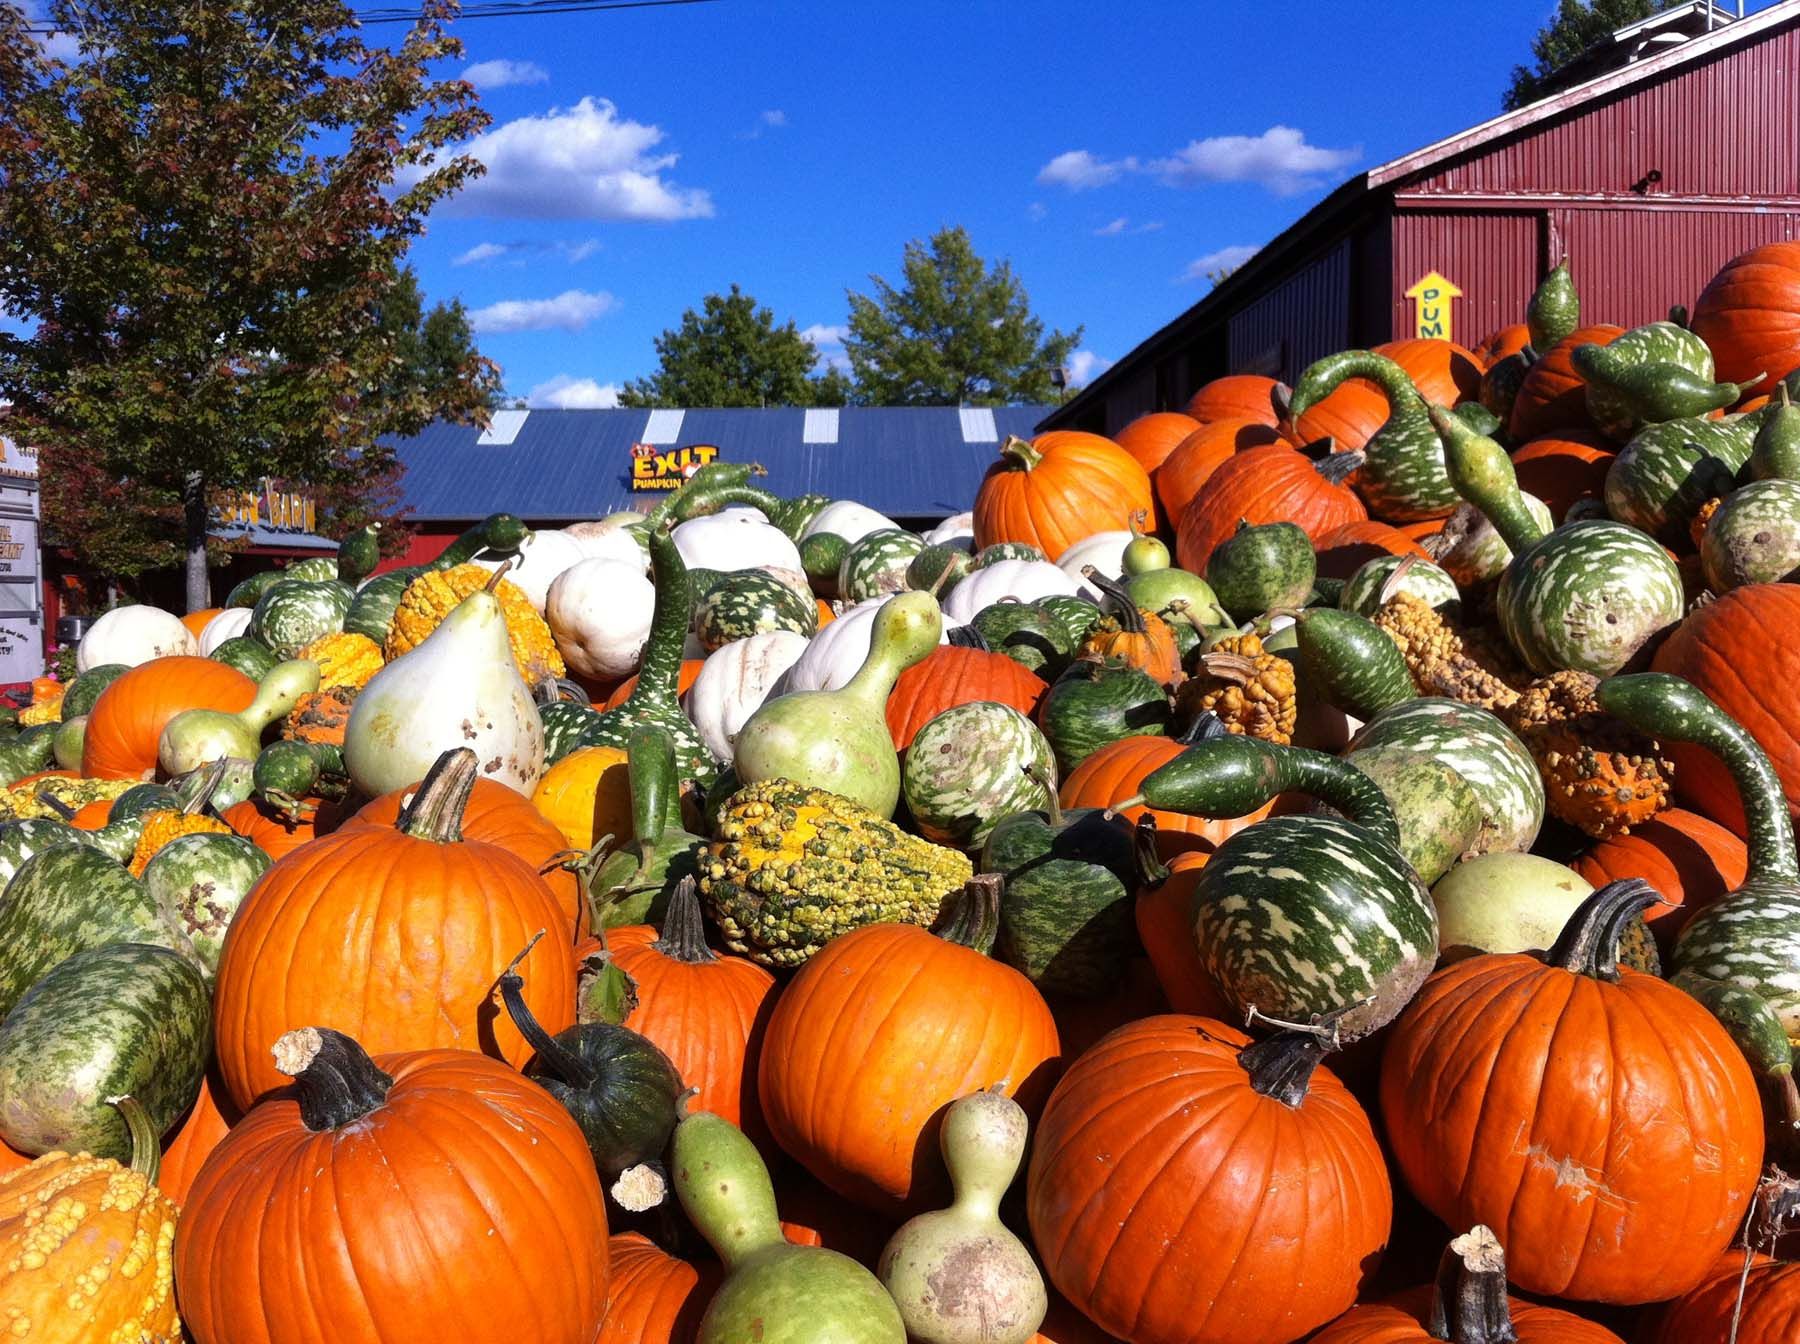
[1605, 413, 1765, 545]
[1290, 606, 1417, 721]
[1339, 554, 1459, 618]
[901, 702, 1056, 850]
[1747, 384, 1800, 482]
[1427, 493, 1554, 587]
[1701, 480, 1800, 591]
[973, 541, 1044, 569]
[840, 528, 926, 602]
[1432, 405, 1682, 676]
[695, 572, 818, 652]
[248, 580, 355, 659]
[1124, 731, 1437, 1040]
[1287, 350, 1456, 522]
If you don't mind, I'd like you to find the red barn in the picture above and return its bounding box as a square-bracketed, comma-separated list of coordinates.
[1046, 0, 1800, 435]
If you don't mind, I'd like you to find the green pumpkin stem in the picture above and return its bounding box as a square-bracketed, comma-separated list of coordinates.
[274, 1027, 396, 1132]
[498, 938, 599, 1088]
[1026, 763, 1064, 829]
[108, 1095, 162, 1185]
[935, 874, 1002, 956]
[999, 435, 1043, 470]
[1426, 1226, 1516, 1344]
[1546, 879, 1664, 983]
[394, 747, 475, 843]
[1130, 815, 1171, 889]
[650, 876, 717, 966]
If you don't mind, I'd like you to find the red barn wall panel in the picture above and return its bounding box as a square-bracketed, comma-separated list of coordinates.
[1389, 211, 1542, 348]
[1228, 240, 1351, 382]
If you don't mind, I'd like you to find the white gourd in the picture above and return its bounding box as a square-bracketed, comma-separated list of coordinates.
[923, 512, 975, 550]
[942, 559, 1090, 625]
[76, 605, 196, 671]
[471, 528, 586, 614]
[198, 607, 254, 656]
[1055, 531, 1132, 600]
[673, 513, 802, 573]
[686, 630, 811, 765]
[545, 558, 657, 680]
[778, 596, 948, 694]
[800, 500, 897, 545]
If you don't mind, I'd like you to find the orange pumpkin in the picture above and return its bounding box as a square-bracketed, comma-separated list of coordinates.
[1643, 1246, 1796, 1344]
[1472, 322, 1531, 367]
[211, 749, 579, 1111]
[1059, 735, 1272, 857]
[1510, 429, 1616, 524]
[157, 1069, 241, 1205]
[1374, 337, 1483, 406]
[1571, 808, 1746, 949]
[180, 607, 223, 638]
[220, 795, 347, 861]
[1111, 411, 1203, 473]
[1133, 847, 1230, 1018]
[81, 656, 256, 780]
[531, 745, 633, 853]
[0, 1138, 30, 1179]
[1176, 441, 1367, 571]
[887, 644, 1049, 750]
[1078, 572, 1182, 685]
[598, 1234, 717, 1344]
[1154, 416, 1283, 525]
[1032, 1295, 1126, 1344]
[756, 877, 1061, 1215]
[973, 432, 1154, 561]
[1691, 240, 1800, 388]
[1183, 375, 1286, 428]
[1508, 325, 1626, 440]
[815, 597, 835, 627]
[1314, 519, 1430, 581]
[603, 659, 705, 710]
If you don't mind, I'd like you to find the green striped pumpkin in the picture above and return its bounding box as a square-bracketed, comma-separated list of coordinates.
[248, 579, 354, 659]
[1340, 554, 1460, 617]
[901, 702, 1056, 849]
[695, 572, 818, 652]
[839, 528, 926, 602]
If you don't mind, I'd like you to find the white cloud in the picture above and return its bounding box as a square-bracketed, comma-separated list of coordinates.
[1026, 201, 1048, 222]
[453, 242, 511, 267]
[737, 108, 790, 140]
[416, 97, 713, 221]
[761, 110, 787, 128]
[470, 288, 617, 334]
[527, 374, 622, 409]
[1036, 150, 1131, 191]
[1136, 220, 1165, 234]
[454, 238, 601, 266]
[561, 238, 601, 262]
[463, 59, 550, 90]
[1180, 244, 1261, 282]
[1067, 350, 1113, 388]
[1093, 217, 1128, 237]
[1150, 127, 1360, 195]
[801, 323, 849, 372]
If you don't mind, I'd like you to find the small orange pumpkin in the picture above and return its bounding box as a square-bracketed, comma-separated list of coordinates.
[1183, 374, 1286, 428]
[532, 744, 633, 852]
[81, 656, 256, 781]
[1078, 570, 1182, 685]
[1112, 411, 1203, 474]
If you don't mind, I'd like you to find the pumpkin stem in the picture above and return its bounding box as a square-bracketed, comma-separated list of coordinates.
[945, 623, 991, 652]
[394, 747, 476, 844]
[998, 435, 1042, 471]
[1131, 815, 1171, 889]
[1176, 710, 1231, 746]
[1426, 1226, 1516, 1344]
[498, 947, 599, 1089]
[650, 876, 717, 965]
[108, 1095, 161, 1185]
[1545, 878, 1665, 982]
[1237, 1028, 1332, 1110]
[934, 874, 1002, 956]
[1081, 567, 1147, 634]
[1313, 449, 1364, 487]
[273, 1027, 395, 1132]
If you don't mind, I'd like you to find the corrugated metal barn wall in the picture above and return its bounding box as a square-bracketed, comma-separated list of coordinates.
[1228, 241, 1351, 383]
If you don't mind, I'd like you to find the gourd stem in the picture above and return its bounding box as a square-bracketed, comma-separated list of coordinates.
[274, 1027, 396, 1132]
[1238, 1030, 1328, 1109]
[935, 874, 1001, 955]
[1545, 879, 1662, 982]
[109, 1095, 161, 1185]
[394, 747, 474, 843]
[1313, 450, 1364, 487]
[1081, 567, 1147, 634]
[1176, 711, 1231, 747]
[999, 435, 1042, 470]
[1426, 1226, 1516, 1344]
[1026, 763, 1063, 829]
[499, 938, 598, 1087]
[650, 876, 717, 965]
[1427, 404, 1546, 554]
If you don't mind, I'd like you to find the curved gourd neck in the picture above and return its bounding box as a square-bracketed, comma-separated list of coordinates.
[939, 1089, 1025, 1222]
[841, 595, 941, 708]
[1290, 350, 1417, 417]
[240, 659, 321, 733]
[111, 1095, 162, 1184]
[1597, 673, 1800, 887]
[628, 529, 694, 706]
[1427, 404, 1547, 554]
[673, 1103, 787, 1267]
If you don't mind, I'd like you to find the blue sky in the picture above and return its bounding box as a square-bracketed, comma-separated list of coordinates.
[411, 0, 1566, 406]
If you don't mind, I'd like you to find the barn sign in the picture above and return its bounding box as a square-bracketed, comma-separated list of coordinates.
[631, 442, 721, 491]
[1404, 271, 1464, 342]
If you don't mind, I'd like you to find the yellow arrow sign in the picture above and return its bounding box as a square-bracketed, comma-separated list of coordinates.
[1404, 271, 1464, 342]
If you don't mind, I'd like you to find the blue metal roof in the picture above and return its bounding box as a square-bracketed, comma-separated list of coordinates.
[214, 522, 336, 551]
[384, 406, 1055, 522]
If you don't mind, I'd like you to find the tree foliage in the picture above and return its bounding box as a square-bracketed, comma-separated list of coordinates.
[843, 226, 1080, 406]
[0, 0, 498, 608]
[619, 284, 849, 408]
[1503, 0, 1673, 110]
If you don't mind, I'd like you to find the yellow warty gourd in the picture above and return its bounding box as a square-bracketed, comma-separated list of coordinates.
[385, 565, 565, 686]
[128, 810, 232, 878]
[0, 778, 133, 822]
[297, 631, 384, 690]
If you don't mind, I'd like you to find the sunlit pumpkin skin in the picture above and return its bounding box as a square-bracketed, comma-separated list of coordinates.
[1473, 322, 1531, 367]
[180, 607, 223, 638]
[1288, 376, 1389, 453]
[531, 745, 632, 852]
[1508, 325, 1625, 440]
[1691, 240, 1800, 388]
[1642, 1249, 1798, 1344]
[220, 795, 346, 861]
[156, 1069, 241, 1205]
[1376, 337, 1483, 405]
[1175, 442, 1367, 572]
[1112, 411, 1203, 473]
[176, 1032, 610, 1344]
[212, 752, 579, 1111]
[973, 432, 1154, 561]
[1028, 1016, 1391, 1344]
[603, 659, 704, 710]
[1380, 885, 1763, 1304]
[1059, 734, 1271, 857]
[1154, 416, 1284, 525]
[886, 644, 1049, 750]
[1314, 520, 1431, 581]
[1314, 1279, 1623, 1343]
[1183, 374, 1285, 428]
[1510, 429, 1616, 523]
[598, 1233, 717, 1344]
[81, 657, 256, 781]
[1134, 850, 1229, 1017]
[1652, 583, 1800, 836]
[1571, 808, 1747, 949]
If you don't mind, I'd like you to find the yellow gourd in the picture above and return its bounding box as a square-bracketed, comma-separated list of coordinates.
[297, 631, 384, 690]
[129, 809, 232, 878]
[385, 565, 565, 687]
[531, 745, 632, 851]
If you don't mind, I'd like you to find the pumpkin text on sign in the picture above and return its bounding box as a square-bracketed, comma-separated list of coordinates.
[1404, 270, 1463, 341]
[631, 442, 721, 490]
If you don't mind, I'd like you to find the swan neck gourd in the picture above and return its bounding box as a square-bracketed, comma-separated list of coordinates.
[1427, 403, 1547, 556]
[157, 659, 321, 776]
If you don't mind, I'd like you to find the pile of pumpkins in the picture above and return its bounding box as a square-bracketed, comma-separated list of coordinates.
[3, 240, 1800, 1344]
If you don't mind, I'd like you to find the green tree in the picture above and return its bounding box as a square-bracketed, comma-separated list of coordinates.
[1503, 0, 1672, 110]
[620, 285, 849, 408]
[843, 226, 1080, 406]
[377, 265, 497, 437]
[0, 0, 493, 610]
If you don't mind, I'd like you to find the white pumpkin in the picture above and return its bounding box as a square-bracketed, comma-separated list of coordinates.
[76, 605, 196, 672]
[472, 528, 586, 614]
[778, 595, 949, 694]
[197, 607, 254, 656]
[562, 517, 648, 567]
[714, 505, 771, 523]
[686, 630, 811, 765]
[1056, 531, 1132, 601]
[942, 559, 1091, 626]
[545, 557, 656, 680]
[923, 512, 975, 550]
[673, 513, 802, 574]
[800, 500, 898, 545]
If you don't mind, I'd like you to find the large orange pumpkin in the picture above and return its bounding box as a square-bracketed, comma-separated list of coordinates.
[1033, 1293, 1127, 1343]
[1288, 378, 1389, 453]
[1473, 322, 1531, 367]
[1643, 1247, 1797, 1344]
[887, 644, 1049, 750]
[157, 1069, 241, 1204]
[1375, 337, 1483, 405]
[1133, 847, 1229, 1018]
[175, 1028, 611, 1344]
[81, 656, 256, 780]
[1691, 240, 1800, 388]
[1380, 881, 1763, 1304]
[1183, 374, 1286, 428]
[756, 877, 1061, 1215]
[211, 749, 579, 1111]
[1510, 429, 1616, 523]
[598, 1234, 717, 1344]
[1313, 520, 1430, 581]
[1112, 411, 1203, 473]
[1176, 441, 1367, 571]
[1652, 583, 1800, 835]
[1059, 735, 1272, 857]
[1029, 1015, 1391, 1344]
[1154, 416, 1284, 525]
[220, 795, 347, 861]
[973, 432, 1153, 560]
[1571, 807, 1746, 949]
[1508, 325, 1625, 440]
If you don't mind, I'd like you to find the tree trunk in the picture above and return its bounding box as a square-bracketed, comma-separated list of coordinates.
[183, 471, 210, 613]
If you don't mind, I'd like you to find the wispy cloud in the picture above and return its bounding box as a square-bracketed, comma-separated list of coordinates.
[453, 242, 511, 267]
[470, 289, 617, 334]
[738, 109, 790, 140]
[1093, 217, 1128, 237]
[1037, 150, 1130, 192]
[1067, 350, 1113, 388]
[463, 59, 550, 90]
[528, 374, 622, 409]
[452, 238, 602, 267]
[1026, 201, 1048, 222]
[801, 323, 850, 372]
[1180, 244, 1261, 282]
[1038, 126, 1359, 197]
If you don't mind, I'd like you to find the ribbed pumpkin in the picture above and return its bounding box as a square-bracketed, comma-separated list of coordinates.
[220, 796, 346, 862]
[603, 658, 705, 710]
[81, 657, 256, 780]
[1651, 583, 1800, 835]
[1380, 881, 1763, 1304]
[1183, 374, 1285, 428]
[180, 606, 223, 638]
[1154, 416, 1284, 525]
[211, 750, 579, 1111]
[1314, 519, 1430, 581]
[175, 1028, 610, 1344]
[1473, 322, 1531, 366]
[1691, 240, 1800, 388]
[531, 744, 633, 852]
[1571, 808, 1746, 949]
[156, 1070, 240, 1205]
[887, 644, 1050, 750]
[1376, 337, 1483, 405]
[1288, 377, 1389, 453]
[1134, 848, 1229, 1017]
[1643, 1248, 1799, 1344]
[1028, 1016, 1391, 1344]
[603, 878, 779, 1146]
[1510, 429, 1616, 523]
[1059, 734, 1272, 857]
[1112, 411, 1203, 473]
[1176, 442, 1367, 571]
[1508, 325, 1625, 440]
[598, 1234, 716, 1344]
[756, 877, 1061, 1215]
[973, 432, 1154, 561]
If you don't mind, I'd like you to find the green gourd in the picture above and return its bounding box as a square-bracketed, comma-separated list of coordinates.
[799, 532, 848, 597]
[145, 832, 271, 984]
[905, 543, 971, 597]
[877, 1088, 1046, 1344]
[673, 1104, 905, 1344]
[1124, 567, 1227, 628]
[588, 725, 702, 929]
[1342, 745, 1482, 885]
[209, 635, 280, 681]
[1035, 658, 1169, 774]
[1203, 520, 1316, 620]
[1570, 320, 1748, 439]
[1121, 512, 1169, 575]
[1288, 350, 1458, 522]
[732, 591, 942, 817]
[1526, 260, 1579, 352]
[1290, 606, 1416, 721]
[1748, 383, 1800, 482]
[60, 664, 126, 718]
[429, 512, 530, 570]
[1700, 479, 1800, 590]
[1605, 412, 1766, 545]
[335, 522, 383, 584]
[157, 659, 321, 777]
[51, 715, 85, 772]
[0, 725, 56, 788]
[1339, 553, 1459, 619]
[642, 462, 768, 531]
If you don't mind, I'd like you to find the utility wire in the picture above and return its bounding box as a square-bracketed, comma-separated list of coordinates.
[19, 0, 718, 34]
